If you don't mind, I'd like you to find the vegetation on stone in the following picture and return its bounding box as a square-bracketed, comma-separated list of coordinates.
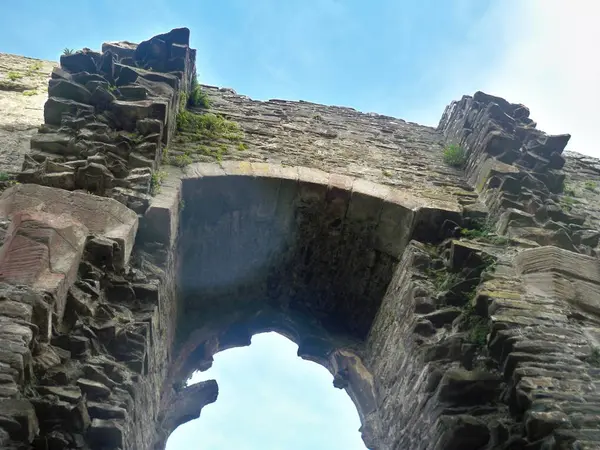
[62, 48, 74, 56]
[460, 220, 509, 245]
[176, 110, 241, 140]
[188, 83, 211, 109]
[442, 144, 467, 167]
[7, 71, 23, 81]
[150, 170, 167, 195]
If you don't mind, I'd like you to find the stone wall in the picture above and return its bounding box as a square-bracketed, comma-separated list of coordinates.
[0, 28, 599, 450]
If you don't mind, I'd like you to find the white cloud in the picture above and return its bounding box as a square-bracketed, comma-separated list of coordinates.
[483, 1, 600, 157]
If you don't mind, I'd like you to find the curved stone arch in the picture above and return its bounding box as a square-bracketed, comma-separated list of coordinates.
[148, 162, 463, 448]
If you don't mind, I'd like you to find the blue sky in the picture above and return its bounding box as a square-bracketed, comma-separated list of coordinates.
[1, 2, 598, 449]
[167, 333, 366, 450]
[1, 1, 598, 156]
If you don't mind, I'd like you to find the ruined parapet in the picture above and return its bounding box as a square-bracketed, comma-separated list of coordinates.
[438, 91, 597, 254]
[437, 92, 600, 448]
[17, 28, 196, 215]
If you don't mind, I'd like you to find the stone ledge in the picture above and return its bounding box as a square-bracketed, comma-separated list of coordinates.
[515, 246, 600, 285]
[0, 184, 138, 269]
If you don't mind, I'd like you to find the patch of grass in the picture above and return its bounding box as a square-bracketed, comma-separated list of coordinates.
[7, 71, 23, 81]
[563, 183, 577, 197]
[427, 268, 464, 292]
[28, 61, 43, 72]
[560, 195, 575, 211]
[443, 144, 467, 168]
[188, 84, 211, 109]
[172, 153, 193, 167]
[460, 219, 509, 246]
[161, 146, 171, 164]
[198, 144, 228, 162]
[22, 90, 37, 97]
[63, 48, 75, 56]
[382, 169, 392, 177]
[0, 172, 11, 182]
[237, 142, 248, 151]
[150, 170, 167, 195]
[584, 180, 598, 191]
[177, 111, 242, 142]
[461, 300, 490, 347]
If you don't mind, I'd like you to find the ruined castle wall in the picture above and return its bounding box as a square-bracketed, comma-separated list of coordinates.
[0, 27, 600, 450]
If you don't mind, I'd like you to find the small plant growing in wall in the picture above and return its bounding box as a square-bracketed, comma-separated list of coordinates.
[150, 170, 167, 195]
[7, 71, 23, 81]
[188, 84, 211, 109]
[443, 144, 467, 168]
[62, 48, 75, 56]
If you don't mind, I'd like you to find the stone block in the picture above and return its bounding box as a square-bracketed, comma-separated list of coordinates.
[0, 184, 138, 269]
[515, 246, 600, 285]
[0, 399, 38, 443]
[142, 174, 181, 247]
[44, 97, 95, 126]
[111, 99, 169, 131]
[48, 79, 92, 104]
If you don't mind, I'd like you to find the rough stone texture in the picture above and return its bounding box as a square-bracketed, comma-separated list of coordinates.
[0, 28, 599, 450]
[0, 54, 57, 172]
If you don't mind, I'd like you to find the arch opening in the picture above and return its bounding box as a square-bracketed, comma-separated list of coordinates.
[166, 332, 368, 450]
[153, 163, 464, 449]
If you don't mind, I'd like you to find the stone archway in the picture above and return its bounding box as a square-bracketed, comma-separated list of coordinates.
[146, 161, 463, 449]
[165, 331, 368, 450]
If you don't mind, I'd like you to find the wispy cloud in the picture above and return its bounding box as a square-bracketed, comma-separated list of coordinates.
[419, 1, 599, 157]
[484, 0, 600, 157]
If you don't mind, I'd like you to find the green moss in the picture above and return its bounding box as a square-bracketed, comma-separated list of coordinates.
[188, 84, 211, 108]
[563, 183, 577, 197]
[7, 72, 23, 81]
[237, 142, 248, 151]
[560, 195, 575, 211]
[443, 144, 467, 168]
[460, 219, 509, 246]
[0, 172, 11, 182]
[382, 169, 392, 177]
[584, 180, 598, 191]
[28, 61, 43, 72]
[172, 153, 193, 167]
[150, 170, 167, 195]
[462, 302, 490, 347]
[177, 111, 242, 142]
[427, 268, 463, 292]
[22, 90, 37, 97]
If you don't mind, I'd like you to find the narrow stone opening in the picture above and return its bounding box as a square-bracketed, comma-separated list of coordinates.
[166, 332, 367, 450]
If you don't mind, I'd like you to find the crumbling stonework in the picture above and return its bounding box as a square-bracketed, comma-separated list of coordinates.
[0, 27, 599, 450]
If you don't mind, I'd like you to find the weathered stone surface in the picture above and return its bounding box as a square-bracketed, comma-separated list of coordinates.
[1, 27, 600, 450]
[0, 183, 138, 268]
[48, 78, 92, 104]
[44, 96, 94, 126]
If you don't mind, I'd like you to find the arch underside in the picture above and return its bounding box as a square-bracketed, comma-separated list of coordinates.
[163, 162, 464, 446]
